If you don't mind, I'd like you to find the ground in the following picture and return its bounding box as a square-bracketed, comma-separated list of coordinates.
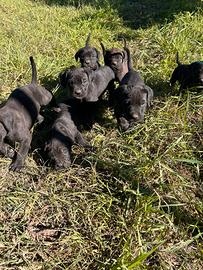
[0, 0, 203, 269]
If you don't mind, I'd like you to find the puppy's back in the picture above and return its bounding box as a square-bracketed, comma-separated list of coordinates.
[120, 70, 144, 86]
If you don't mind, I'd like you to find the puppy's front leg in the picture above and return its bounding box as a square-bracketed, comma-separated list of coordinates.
[75, 131, 92, 149]
[37, 114, 44, 124]
[0, 123, 15, 158]
[117, 117, 130, 131]
[9, 131, 32, 171]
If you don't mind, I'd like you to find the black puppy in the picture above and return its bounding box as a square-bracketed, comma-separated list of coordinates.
[0, 56, 52, 171]
[114, 71, 153, 131]
[59, 65, 115, 102]
[75, 33, 101, 70]
[45, 103, 90, 170]
[100, 39, 132, 107]
[100, 41, 129, 82]
[101, 39, 153, 130]
[170, 52, 203, 91]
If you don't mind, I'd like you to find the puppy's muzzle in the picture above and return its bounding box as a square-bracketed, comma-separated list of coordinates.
[84, 59, 91, 65]
[73, 88, 83, 98]
[131, 113, 139, 121]
[131, 113, 144, 123]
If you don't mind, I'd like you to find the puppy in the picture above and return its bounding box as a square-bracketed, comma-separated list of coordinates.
[114, 70, 153, 131]
[101, 39, 153, 130]
[75, 33, 101, 70]
[45, 103, 90, 170]
[59, 65, 115, 102]
[100, 38, 132, 107]
[170, 52, 203, 91]
[0, 56, 52, 171]
[100, 40, 129, 82]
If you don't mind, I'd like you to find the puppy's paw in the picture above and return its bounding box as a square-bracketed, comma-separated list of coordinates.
[54, 162, 71, 171]
[37, 114, 44, 124]
[9, 161, 24, 172]
[6, 148, 15, 159]
[118, 117, 130, 131]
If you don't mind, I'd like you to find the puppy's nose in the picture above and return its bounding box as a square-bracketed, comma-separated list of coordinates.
[74, 89, 82, 95]
[111, 60, 117, 65]
[132, 113, 139, 120]
[85, 59, 90, 64]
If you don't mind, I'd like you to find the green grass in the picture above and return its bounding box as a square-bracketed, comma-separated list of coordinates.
[0, 0, 203, 269]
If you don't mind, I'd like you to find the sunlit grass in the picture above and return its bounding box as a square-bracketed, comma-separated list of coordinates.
[0, 0, 203, 269]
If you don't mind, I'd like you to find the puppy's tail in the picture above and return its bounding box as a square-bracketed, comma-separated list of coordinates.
[30, 56, 37, 84]
[176, 52, 181, 66]
[122, 36, 127, 48]
[120, 36, 133, 70]
[85, 33, 91, 47]
[100, 42, 106, 57]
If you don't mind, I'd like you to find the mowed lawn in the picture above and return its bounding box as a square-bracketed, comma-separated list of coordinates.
[0, 0, 203, 269]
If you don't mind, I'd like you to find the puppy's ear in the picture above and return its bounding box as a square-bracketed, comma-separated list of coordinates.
[75, 49, 82, 62]
[100, 42, 106, 57]
[123, 50, 128, 61]
[59, 68, 72, 88]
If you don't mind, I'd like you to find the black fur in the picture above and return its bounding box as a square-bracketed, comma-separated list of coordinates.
[170, 52, 203, 91]
[45, 103, 90, 170]
[59, 66, 115, 102]
[75, 33, 101, 70]
[100, 42, 128, 82]
[114, 70, 153, 131]
[100, 39, 132, 107]
[0, 56, 52, 171]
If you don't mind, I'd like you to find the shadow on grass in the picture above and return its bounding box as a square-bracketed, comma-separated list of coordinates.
[160, 196, 203, 237]
[75, 154, 155, 205]
[40, 75, 58, 93]
[37, 0, 203, 29]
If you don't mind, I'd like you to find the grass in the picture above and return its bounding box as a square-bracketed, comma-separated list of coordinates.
[0, 0, 203, 269]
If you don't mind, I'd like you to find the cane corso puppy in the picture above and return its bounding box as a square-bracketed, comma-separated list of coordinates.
[59, 65, 115, 102]
[170, 52, 203, 91]
[75, 33, 101, 70]
[0, 56, 52, 171]
[100, 38, 133, 107]
[100, 39, 130, 82]
[114, 70, 153, 131]
[45, 103, 91, 170]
